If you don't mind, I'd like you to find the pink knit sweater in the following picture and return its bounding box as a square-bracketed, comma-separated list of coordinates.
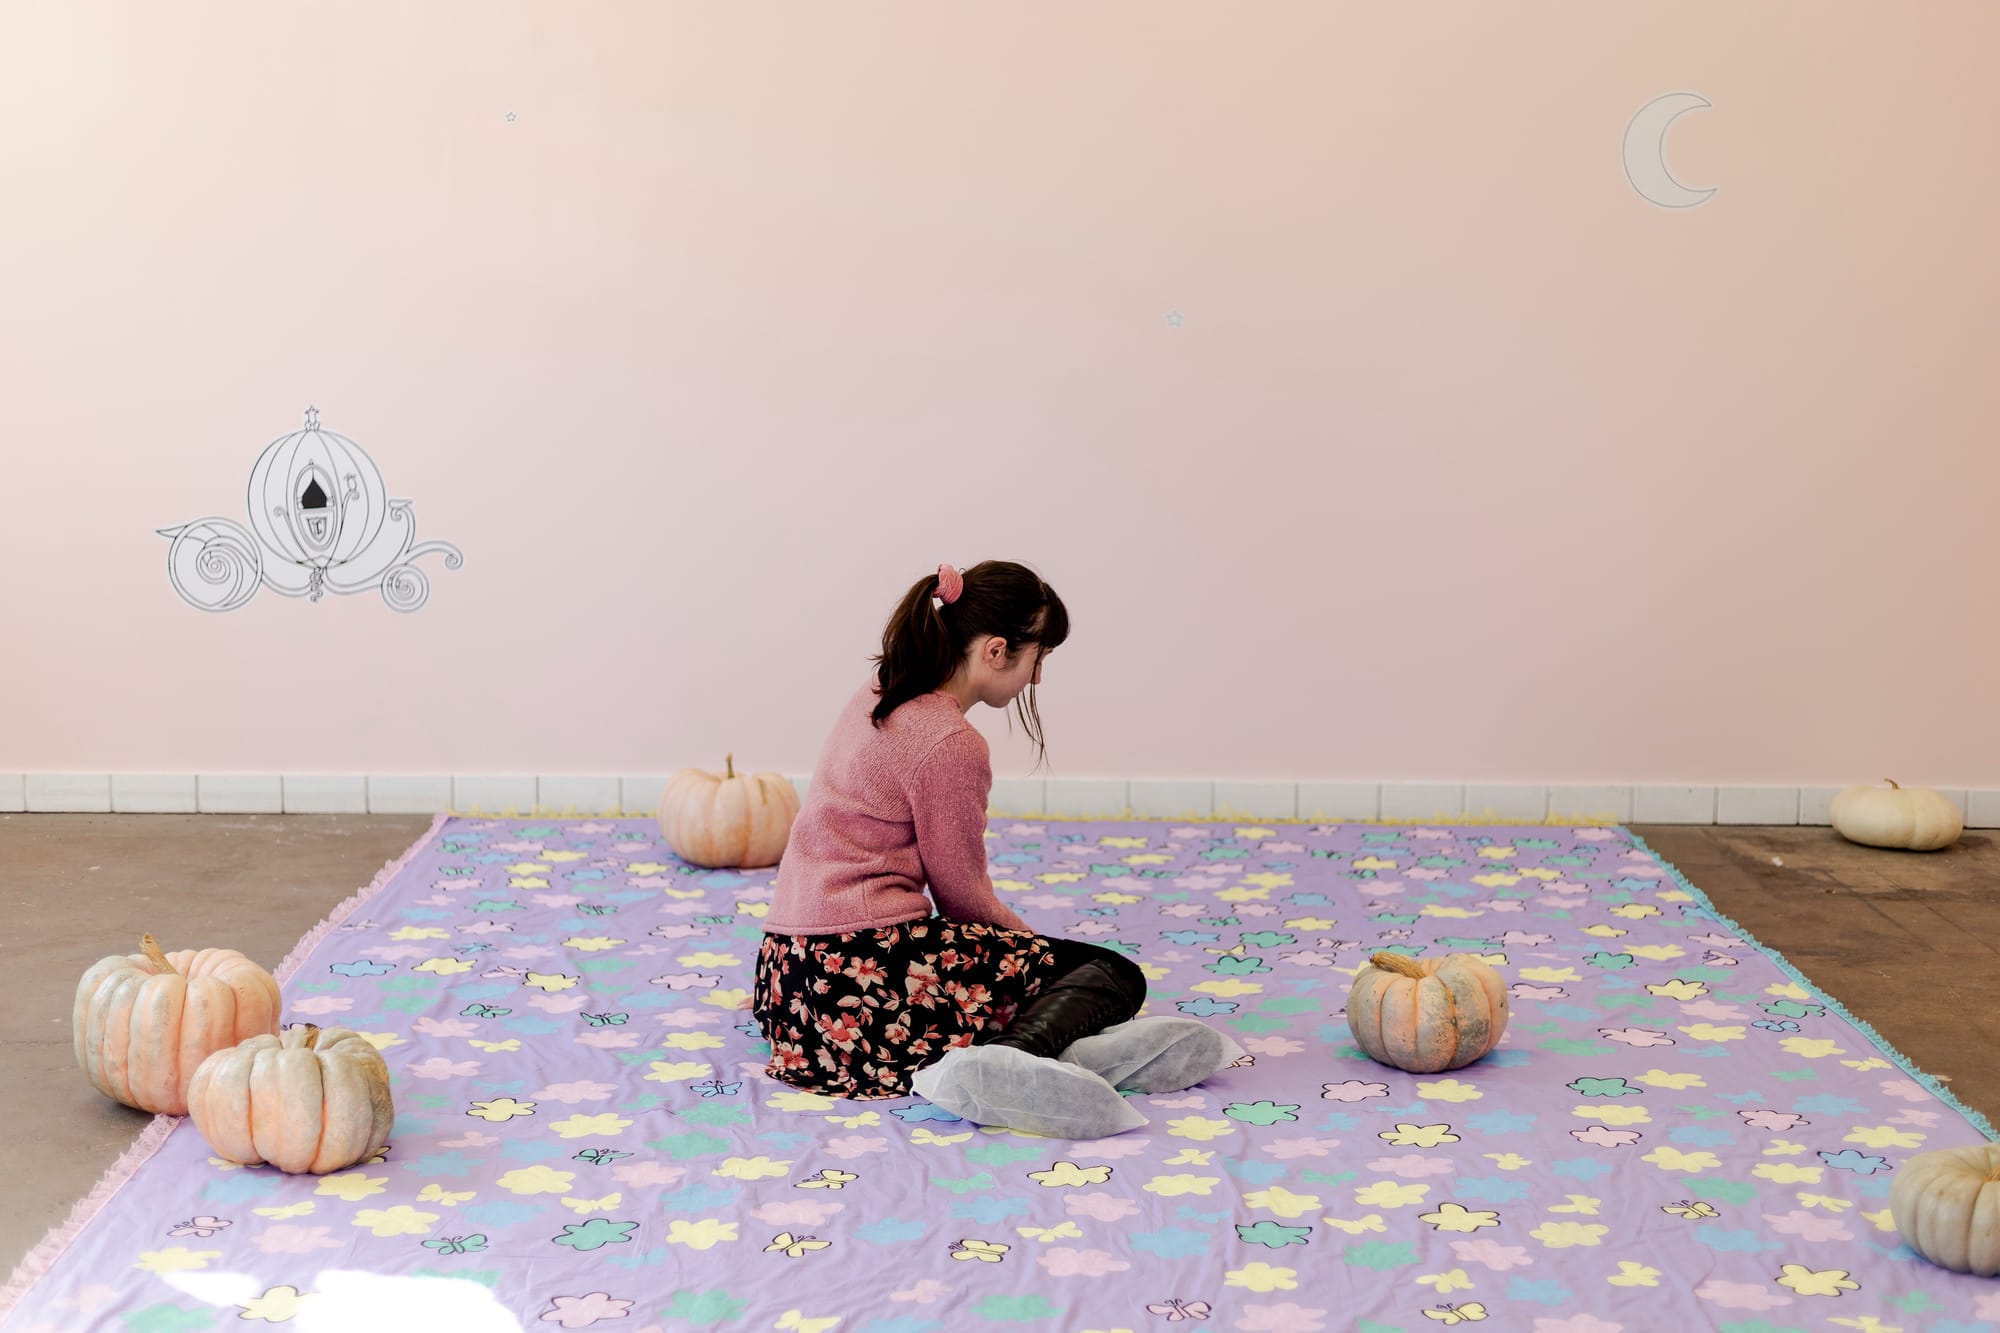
[764, 675, 1031, 936]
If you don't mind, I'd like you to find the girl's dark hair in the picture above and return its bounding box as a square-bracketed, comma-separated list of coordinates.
[870, 560, 1070, 770]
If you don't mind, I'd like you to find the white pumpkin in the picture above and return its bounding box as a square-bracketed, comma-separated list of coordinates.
[1829, 780, 1963, 852]
[1888, 1142, 2000, 1275]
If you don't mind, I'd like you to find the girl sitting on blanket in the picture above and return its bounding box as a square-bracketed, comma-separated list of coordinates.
[753, 560, 1242, 1138]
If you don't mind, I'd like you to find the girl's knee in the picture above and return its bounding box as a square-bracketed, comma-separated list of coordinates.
[1095, 949, 1147, 1003]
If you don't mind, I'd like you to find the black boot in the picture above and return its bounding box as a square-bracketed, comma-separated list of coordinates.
[985, 956, 1147, 1061]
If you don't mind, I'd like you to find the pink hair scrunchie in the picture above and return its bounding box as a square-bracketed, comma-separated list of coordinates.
[933, 563, 963, 608]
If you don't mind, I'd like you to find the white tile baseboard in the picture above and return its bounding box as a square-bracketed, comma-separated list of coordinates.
[1969, 790, 2000, 830]
[1717, 785, 1802, 826]
[1214, 781, 1298, 820]
[1044, 779, 1130, 818]
[1298, 783, 1380, 821]
[14, 775, 2000, 827]
[1547, 786, 1634, 823]
[366, 776, 453, 814]
[1631, 786, 1716, 825]
[111, 774, 199, 813]
[537, 776, 622, 816]
[623, 776, 671, 817]
[1798, 787, 1843, 826]
[1129, 780, 1214, 818]
[199, 775, 284, 813]
[1378, 784, 1465, 822]
[25, 774, 111, 812]
[283, 775, 368, 813]
[451, 776, 539, 815]
[1463, 785, 1552, 823]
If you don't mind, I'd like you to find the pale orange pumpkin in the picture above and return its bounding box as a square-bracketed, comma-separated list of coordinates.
[73, 934, 281, 1115]
[186, 1024, 394, 1174]
[1346, 951, 1510, 1073]
[658, 754, 801, 869]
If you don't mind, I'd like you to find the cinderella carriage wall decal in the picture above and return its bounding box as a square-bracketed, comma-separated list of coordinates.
[159, 407, 463, 613]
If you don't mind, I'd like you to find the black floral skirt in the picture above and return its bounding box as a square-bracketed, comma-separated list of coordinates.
[752, 918, 1068, 1099]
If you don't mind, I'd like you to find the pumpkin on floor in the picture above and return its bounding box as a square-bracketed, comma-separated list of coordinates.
[187, 1024, 395, 1174]
[1889, 1142, 2000, 1276]
[73, 934, 282, 1115]
[1829, 779, 1963, 852]
[658, 753, 800, 869]
[1347, 951, 1510, 1074]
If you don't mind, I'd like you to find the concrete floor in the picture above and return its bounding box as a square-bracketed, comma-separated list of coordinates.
[2, 814, 1994, 1280]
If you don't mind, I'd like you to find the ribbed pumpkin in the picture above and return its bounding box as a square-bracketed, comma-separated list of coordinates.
[1889, 1142, 2000, 1276]
[187, 1024, 394, 1174]
[73, 934, 281, 1115]
[1346, 951, 1510, 1073]
[658, 754, 800, 869]
[1830, 779, 1964, 852]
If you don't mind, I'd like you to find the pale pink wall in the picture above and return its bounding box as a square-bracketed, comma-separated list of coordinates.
[3, 4, 1995, 786]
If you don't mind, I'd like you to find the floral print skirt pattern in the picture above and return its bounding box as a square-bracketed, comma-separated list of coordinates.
[752, 918, 1066, 1099]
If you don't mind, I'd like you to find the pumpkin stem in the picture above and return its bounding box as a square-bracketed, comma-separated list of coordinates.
[139, 934, 171, 971]
[726, 754, 735, 780]
[300, 1024, 322, 1049]
[1368, 951, 1430, 978]
[1884, 778, 1900, 789]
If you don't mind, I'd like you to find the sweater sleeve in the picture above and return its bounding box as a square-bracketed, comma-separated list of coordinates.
[910, 729, 1031, 933]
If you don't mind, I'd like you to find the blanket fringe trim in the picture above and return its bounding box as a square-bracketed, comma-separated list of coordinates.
[0, 812, 453, 1322]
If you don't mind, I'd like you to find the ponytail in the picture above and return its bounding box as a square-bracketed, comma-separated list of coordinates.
[869, 560, 1070, 769]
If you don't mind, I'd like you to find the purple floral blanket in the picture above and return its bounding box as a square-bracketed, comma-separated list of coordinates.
[3, 816, 1995, 1333]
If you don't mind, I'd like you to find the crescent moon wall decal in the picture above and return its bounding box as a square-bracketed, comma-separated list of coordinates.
[1623, 91, 1717, 209]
